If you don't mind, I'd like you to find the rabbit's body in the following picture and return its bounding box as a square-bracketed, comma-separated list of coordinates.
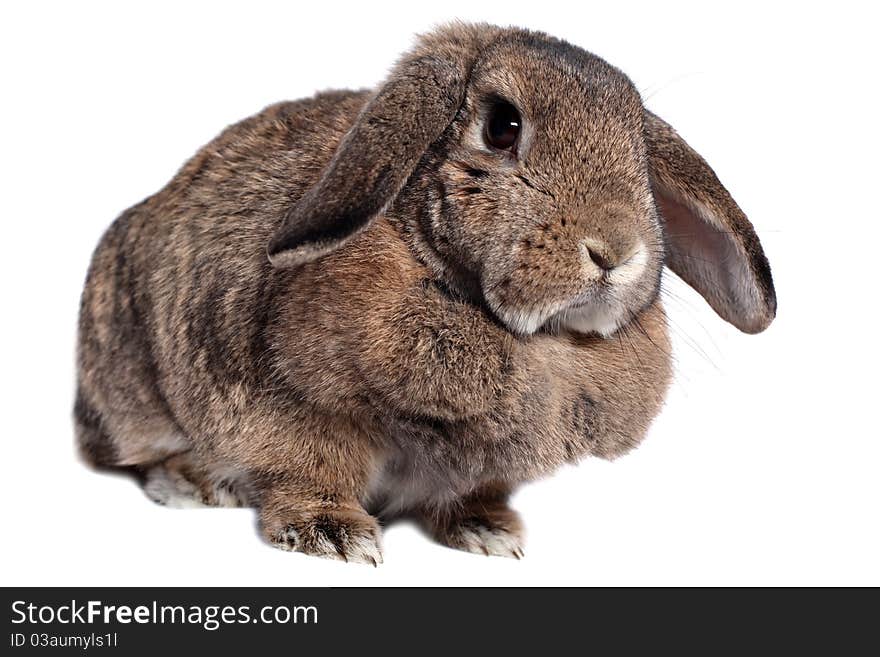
[77, 24, 775, 562]
[77, 91, 671, 542]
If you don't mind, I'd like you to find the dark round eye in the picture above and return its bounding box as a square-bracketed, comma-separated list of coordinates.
[484, 101, 521, 151]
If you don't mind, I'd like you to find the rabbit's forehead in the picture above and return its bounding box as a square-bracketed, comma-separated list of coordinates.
[467, 47, 643, 179]
[469, 40, 644, 158]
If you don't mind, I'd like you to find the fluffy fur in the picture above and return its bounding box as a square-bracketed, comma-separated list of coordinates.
[75, 23, 776, 562]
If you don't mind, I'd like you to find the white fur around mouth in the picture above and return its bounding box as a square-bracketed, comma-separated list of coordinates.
[554, 301, 623, 337]
[486, 293, 625, 338]
[485, 242, 649, 338]
[489, 301, 557, 336]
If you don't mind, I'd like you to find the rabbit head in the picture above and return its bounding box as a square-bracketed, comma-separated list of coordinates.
[268, 23, 776, 336]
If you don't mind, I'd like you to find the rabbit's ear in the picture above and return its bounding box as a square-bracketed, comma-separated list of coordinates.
[268, 30, 489, 268]
[644, 111, 776, 333]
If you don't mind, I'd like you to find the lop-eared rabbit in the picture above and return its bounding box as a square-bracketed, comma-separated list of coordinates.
[76, 23, 776, 563]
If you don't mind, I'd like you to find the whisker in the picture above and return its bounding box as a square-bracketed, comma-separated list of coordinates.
[620, 323, 645, 370]
[656, 292, 721, 373]
[639, 71, 706, 102]
[631, 312, 673, 361]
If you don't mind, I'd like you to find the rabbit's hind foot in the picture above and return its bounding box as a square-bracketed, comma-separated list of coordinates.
[143, 453, 252, 509]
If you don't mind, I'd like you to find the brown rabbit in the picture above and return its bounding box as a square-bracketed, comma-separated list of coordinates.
[76, 23, 776, 563]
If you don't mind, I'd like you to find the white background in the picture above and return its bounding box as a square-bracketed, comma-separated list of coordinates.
[2, 1, 878, 586]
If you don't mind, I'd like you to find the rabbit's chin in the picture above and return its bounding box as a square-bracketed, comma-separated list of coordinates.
[490, 296, 628, 339]
[548, 300, 626, 338]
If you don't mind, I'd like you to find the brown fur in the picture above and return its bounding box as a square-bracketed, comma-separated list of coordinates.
[76, 23, 775, 562]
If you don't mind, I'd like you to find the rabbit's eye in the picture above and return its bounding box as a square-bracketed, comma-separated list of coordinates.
[485, 101, 521, 152]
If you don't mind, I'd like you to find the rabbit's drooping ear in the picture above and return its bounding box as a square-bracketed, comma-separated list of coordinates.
[268, 27, 494, 267]
[644, 111, 777, 333]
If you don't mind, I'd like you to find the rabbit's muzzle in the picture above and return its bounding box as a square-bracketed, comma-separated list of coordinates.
[482, 216, 660, 338]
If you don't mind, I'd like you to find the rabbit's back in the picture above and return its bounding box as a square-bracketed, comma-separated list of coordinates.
[76, 90, 371, 466]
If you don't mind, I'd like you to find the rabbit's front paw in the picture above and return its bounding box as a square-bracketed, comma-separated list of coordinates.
[265, 508, 383, 566]
[432, 502, 525, 559]
[445, 520, 525, 559]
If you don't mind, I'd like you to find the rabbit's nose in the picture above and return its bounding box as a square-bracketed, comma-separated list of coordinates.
[581, 239, 621, 272]
[586, 246, 615, 271]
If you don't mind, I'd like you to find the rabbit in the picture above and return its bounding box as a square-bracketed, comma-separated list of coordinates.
[75, 22, 776, 564]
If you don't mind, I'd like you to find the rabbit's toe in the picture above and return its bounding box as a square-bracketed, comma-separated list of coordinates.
[427, 487, 525, 558]
[143, 463, 208, 508]
[444, 520, 525, 559]
[267, 509, 383, 565]
[142, 455, 251, 509]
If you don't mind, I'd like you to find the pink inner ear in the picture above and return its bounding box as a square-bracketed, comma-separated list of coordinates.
[658, 194, 737, 275]
[656, 194, 763, 332]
